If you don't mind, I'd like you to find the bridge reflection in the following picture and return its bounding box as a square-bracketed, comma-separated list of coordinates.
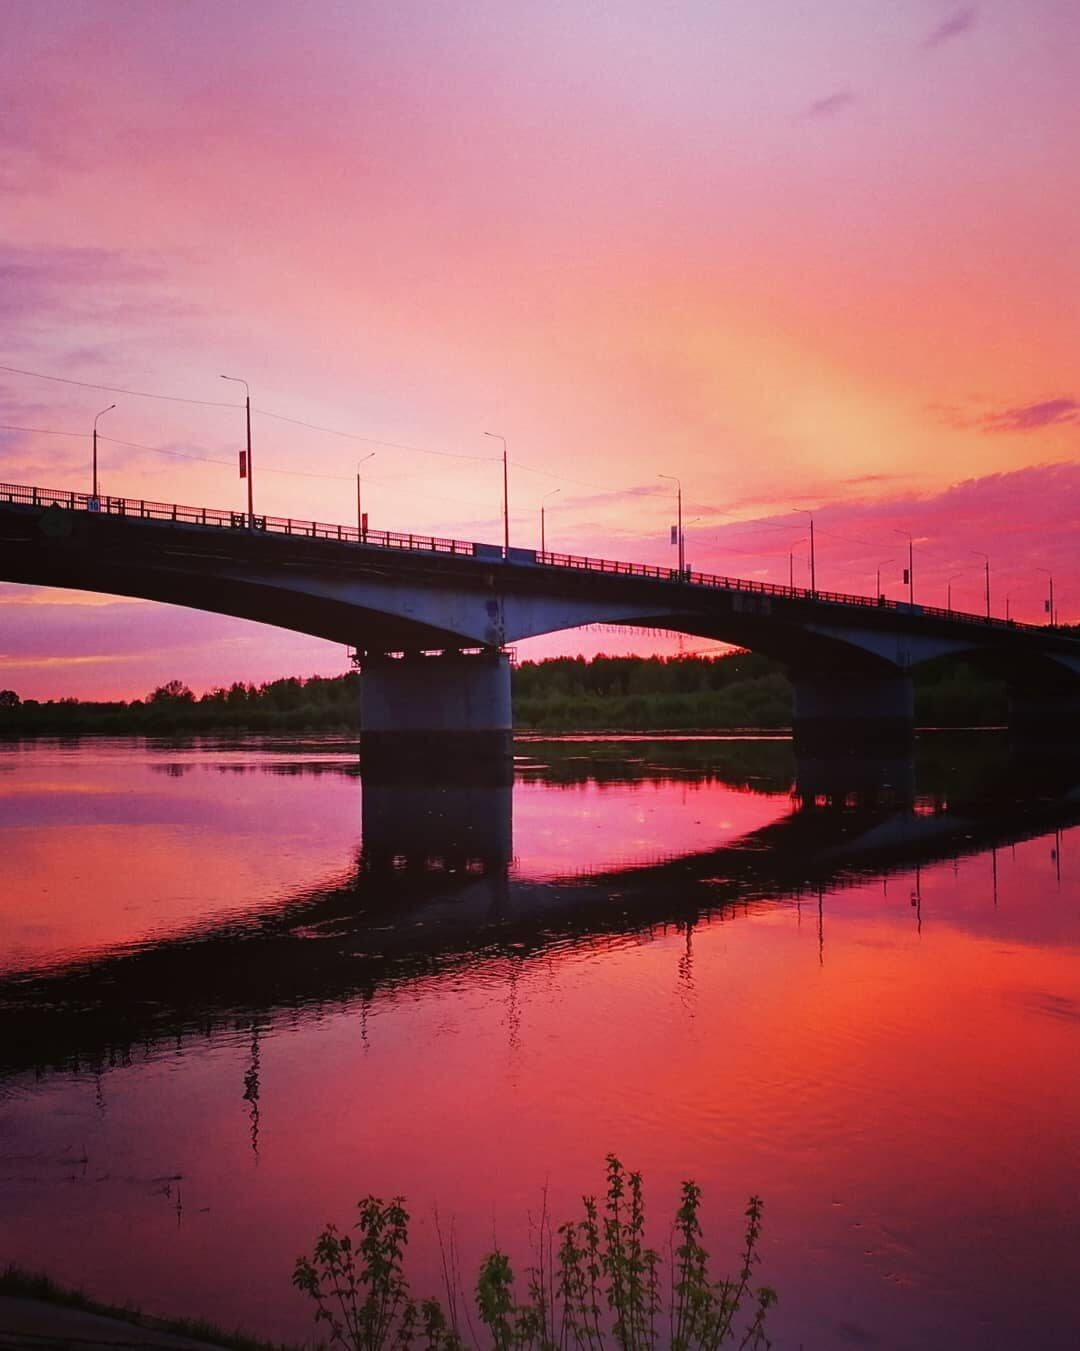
[2, 738, 1078, 1086]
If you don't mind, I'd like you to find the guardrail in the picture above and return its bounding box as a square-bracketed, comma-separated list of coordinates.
[0, 480, 1057, 638]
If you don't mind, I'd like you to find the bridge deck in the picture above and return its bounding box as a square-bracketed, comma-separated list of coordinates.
[0, 480, 1053, 637]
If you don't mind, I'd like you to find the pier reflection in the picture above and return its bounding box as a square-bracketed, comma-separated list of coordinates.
[1, 736, 1078, 1087]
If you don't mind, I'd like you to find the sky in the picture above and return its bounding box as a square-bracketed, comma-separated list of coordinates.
[1, 0, 1078, 698]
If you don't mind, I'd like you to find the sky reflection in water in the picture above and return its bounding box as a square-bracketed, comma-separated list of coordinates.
[0, 734, 1078, 1351]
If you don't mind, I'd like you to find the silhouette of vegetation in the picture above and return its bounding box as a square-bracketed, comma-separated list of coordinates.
[293, 1156, 775, 1351]
[0, 651, 1009, 736]
[0, 1264, 296, 1350]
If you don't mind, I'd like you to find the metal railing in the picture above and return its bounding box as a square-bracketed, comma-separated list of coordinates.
[0, 480, 1060, 638]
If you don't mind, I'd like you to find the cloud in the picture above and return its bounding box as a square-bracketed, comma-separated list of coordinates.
[935, 396, 1080, 434]
[979, 398, 1080, 433]
[801, 89, 856, 119]
[921, 7, 979, 51]
[0, 245, 185, 328]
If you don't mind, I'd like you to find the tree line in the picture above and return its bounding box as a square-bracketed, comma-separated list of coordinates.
[0, 650, 1009, 735]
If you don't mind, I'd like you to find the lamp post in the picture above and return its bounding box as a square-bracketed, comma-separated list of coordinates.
[946, 573, 962, 613]
[91, 403, 115, 502]
[894, 529, 914, 605]
[221, 375, 253, 525]
[971, 551, 990, 619]
[484, 432, 509, 554]
[793, 509, 816, 593]
[356, 452, 375, 539]
[1037, 567, 1055, 626]
[875, 557, 894, 600]
[540, 487, 560, 554]
[787, 536, 807, 592]
[659, 474, 684, 575]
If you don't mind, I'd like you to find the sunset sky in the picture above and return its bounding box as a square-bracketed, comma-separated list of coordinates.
[2, 0, 1077, 698]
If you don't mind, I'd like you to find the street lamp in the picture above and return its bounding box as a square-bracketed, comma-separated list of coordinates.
[220, 375, 253, 526]
[946, 573, 962, 613]
[484, 432, 509, 554]
[1037, 568, 1055, 626]
[91, 404, 115, 502]
[893, 529, 914, 605]
[356, 452, 375, 539]
[540, 487, 560, 554]
[875, 557, 894, 600]
[971, 551, 990, 619]
[787, 537, 807, 591]
[659, 474, 684, 575]
[793, 509, 816, 593]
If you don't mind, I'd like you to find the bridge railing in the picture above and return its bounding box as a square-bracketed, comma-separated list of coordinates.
[0, 480, 1055, 636]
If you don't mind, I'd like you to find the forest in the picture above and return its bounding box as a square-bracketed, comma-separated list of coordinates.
[0, 650, 1009, 735]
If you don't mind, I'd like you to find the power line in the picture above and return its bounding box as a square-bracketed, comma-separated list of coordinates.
[1, 420, 497, 509]
[253, 407, 495, 462]
[0, 422, 85, 439]
[0, 363, 242, 409]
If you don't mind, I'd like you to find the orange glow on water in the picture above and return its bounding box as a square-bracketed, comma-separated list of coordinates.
[1, 738, 1078, 1348]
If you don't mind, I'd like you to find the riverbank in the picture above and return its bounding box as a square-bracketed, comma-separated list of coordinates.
[0, 1268, 297, 1350]
[0, 652, 1007, 736]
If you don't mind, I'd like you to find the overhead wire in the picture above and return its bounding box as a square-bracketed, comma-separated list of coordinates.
[0, 363, 242, 409]
[1, 361, 708, 508]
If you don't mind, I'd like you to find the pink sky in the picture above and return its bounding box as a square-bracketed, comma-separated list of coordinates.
[2, 0, 1078, 698]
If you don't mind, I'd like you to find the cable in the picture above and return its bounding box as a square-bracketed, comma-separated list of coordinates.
[0, 363, 242, 409]
[253, 407, 496, 462]
[0, 422, 85, 439]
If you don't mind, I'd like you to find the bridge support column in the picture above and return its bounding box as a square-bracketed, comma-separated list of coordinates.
[1009, 689, 1080, 749]
[794, 751, 915, 809]
[360, 649, 512, 778]
[793, 671, 914, 756]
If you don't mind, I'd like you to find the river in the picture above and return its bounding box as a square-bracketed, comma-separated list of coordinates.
[1, 733, 1078, 1349]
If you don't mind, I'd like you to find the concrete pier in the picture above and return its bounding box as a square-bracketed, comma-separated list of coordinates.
[794, 751, 916, 809]
[361, 779, 513, 875]
[360, 648, 513, 777]
[793, 671, 915, 755]
[1009, 688, 1080, 749]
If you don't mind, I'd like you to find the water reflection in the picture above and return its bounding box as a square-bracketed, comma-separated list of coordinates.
[2, 736, 1079, 1088]
[2, 734, 1080, 1351]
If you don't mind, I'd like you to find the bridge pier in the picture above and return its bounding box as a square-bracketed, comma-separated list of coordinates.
[793, 671, 914, 755]
[794, 750, 916, 809]
[1009, 688, 1080, 749]
[361, 779, 512, 875]
[360, 649, 513, 778]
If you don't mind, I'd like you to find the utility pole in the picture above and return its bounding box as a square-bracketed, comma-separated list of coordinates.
[540, 488, 560, 554]
[92, 403, 115, 502]
[484, 432, 509, 553]
[876, 557, 893, 599]
[972, 551, 990, 618]
[1038, 568, 1055, 626]
[356, 452, 375, 539]
[221, 375, 253, 525]
[894, 530, 914, 605]
[794, 509, 815, 593]
[660, 474, 684, 574]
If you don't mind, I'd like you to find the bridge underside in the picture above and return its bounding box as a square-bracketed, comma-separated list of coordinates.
[2, 499, 1079, 764]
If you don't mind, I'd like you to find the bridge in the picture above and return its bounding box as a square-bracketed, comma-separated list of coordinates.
[2, 480, 1078, 759]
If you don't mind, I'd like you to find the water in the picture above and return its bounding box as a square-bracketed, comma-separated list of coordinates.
[1, 733, 1078, 1349]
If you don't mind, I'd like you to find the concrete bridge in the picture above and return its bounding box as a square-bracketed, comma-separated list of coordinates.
[2, 480, 1078, 758]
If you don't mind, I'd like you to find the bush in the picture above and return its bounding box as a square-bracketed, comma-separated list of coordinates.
[294, 1157, 775, 1350]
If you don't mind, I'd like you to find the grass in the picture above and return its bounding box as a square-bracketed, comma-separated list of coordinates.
[0, 1263, 301, 1350]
